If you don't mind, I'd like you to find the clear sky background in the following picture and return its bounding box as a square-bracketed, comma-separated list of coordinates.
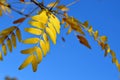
[0, 0, 120, 80]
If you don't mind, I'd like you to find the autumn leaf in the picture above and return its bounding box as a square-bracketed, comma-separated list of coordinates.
[0, 26, 17, 36]
[20, 0, 25, 2]
[36, 47, 42, 63]
[31, 55, 38, 72]
[7, 38, 12, 52]
[13, 17, 26, 24]
[21, 46, 37, 54]
[43, 33, 50, 52]
[110, 50, 116, 58]
[19, 54, 33, 70]
[11, 33, 16, 48]
[88, 26, 93, 36]
[61, 37, 65, 42]
[40, 40, 47, 56]
[47, 0, 59, 8]
[56, 5, 69, 11]
[25, 28, 43, 35]
[0, 51, 3, 61]
[100, 36, 107, 43]
[93, 30, 99, 40]
[48, 13, 60, 34]
[2, 43, 7, 56]
[83, 21, 89, 28]
[77, 35, 91, 49]
[46, 27, 56, 44]
[16, 28, 22, 42]
[22, 38, 40, 44]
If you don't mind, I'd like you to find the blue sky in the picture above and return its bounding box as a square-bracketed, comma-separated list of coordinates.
[0, 0, 120, 80]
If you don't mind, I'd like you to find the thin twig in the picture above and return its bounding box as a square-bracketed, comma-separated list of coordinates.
[49, 0, 60, 11]
[0, 2, 28, 17]
[31, 0, 47, 9]
[66, 0, 79, 7]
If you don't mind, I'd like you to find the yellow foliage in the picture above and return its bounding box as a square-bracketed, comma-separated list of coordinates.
[22, 38, 40, 44]
[0, 51, 3, 61]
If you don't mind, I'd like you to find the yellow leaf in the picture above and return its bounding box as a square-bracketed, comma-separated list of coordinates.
[64, 23, 69, 28]
[7, 38, 12, 52]
[77, 35, 91, 49]
[110, 50, 116, 58]
[83, 21, 89, 28]
[0, 9, 2, 16]
[29, 21, 45, 29]
[16, 28, 22, 42]
[112, 57, 116, 63]
[32, 10, 48, 24]
[93, 30, 99, 40]
[105, 44, 110, 53]
[100, 36, 107, 43]
[36, 47, 42, 63]
[43, 33, 50, 52]
[21, 46, 37, 54]
[31, 55, 38, 72]
[48, 22, 57, 39]
[2, 43, 7, 56]
[71, 25, 84, 35]
[115, 59, 119, 67]
[56, 5, 69, 11]
[88, 26, 93, 36]
[118, 64, 120, 71]
[0, 26, 17, 35]
[19, 54, 33, 70]
[11, 33, 16, 48]
[49, 13, 60, 34]
[0, 51, 3, 61]
[40, 40, 47, 56]
[104, 44, 110, 56]
[67, 27, 72, 34]
[25, 28, 43, 35]
[46, 27, 56, 44]
[47, 1, 59, 7]
[0, 37, 5, 44]
[22, 38, 40, 44]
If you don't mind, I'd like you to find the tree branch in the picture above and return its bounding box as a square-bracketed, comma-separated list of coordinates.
[30, 0, 49, 10]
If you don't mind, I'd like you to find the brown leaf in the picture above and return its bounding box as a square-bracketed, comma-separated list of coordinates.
[110, 50, 116, 58]
[61, 37, 65, 42]
[13, 17, 26, 24]
[56, 5, 69, 11]
[20, 0, 25, 2]
[0, 51, 3, 61]
[77, 35, 91, 49]
[83, 21, 89, 28]
[97, 41, 106, 50]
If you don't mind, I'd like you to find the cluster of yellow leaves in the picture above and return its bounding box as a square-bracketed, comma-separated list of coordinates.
[61, 12, 120, 71]
[62, 13, 84, 35]
[19, 9, 61, 72]
[0, 0, 10, 16]
[0, 26, 22, 61]
[81, 21, 120, 71]
[61, 13, 92, 49]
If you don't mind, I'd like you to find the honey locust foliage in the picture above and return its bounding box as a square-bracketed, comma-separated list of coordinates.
[0, 0, 120, 72]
